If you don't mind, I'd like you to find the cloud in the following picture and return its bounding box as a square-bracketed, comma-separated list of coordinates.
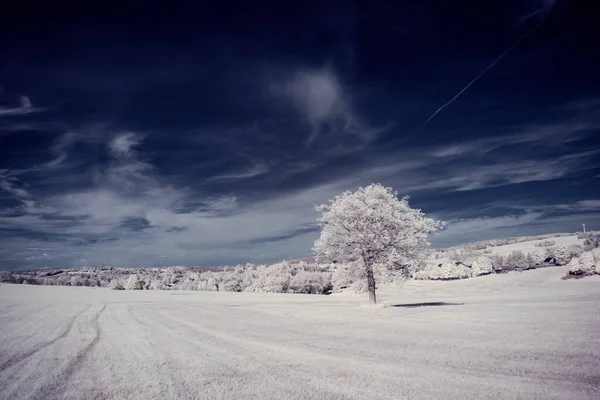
[504, 199, 600, 214]
[0, 174, 31, 201]
[286, 68, 344, 134]
[208, 157, 270, 182]
[429, 121, 597, 159]
[108, 132, 142, 158]
[0, 96, 46, 116]
[0, 90, 598, 268]
[520, 0, 559, 23]
[25, 253, 51, 261]
[275, 66, 382, 147]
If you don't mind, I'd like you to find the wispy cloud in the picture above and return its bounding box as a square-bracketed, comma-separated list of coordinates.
[208, 157, 270, 182]
[108, 132, 143, 158]
[0, 173, 31, 201]
[24, 253, 51, 261]
[0, 96, 47, 116]
[501, 199, 600, 214]
[429, 121, 597, 159]
[409, 149, 600, 192]
[274, 66, 383, 147]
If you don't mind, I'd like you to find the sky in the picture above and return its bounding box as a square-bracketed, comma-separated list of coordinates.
[1, 0, 599, 270]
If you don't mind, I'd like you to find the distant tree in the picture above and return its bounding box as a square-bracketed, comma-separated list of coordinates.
[569, 251, 596, 275]
[413, 262, 471, 280]
[505, 251, 528, 269]
[125, 274, 144, 290]
[0, 271, 15, 283]
[109, 279, 125, 290]
[535, 240, 556, 248]
[490, 254, 505, 269]
[314, 184, 443, 304]
[471, 256, 493, 276]
[545, 245, 575, 266]
[70, 275, 84, 287]
[583, 233, 600, 251]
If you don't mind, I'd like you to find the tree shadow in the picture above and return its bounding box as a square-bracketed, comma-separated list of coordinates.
[390, 302, 463, 308]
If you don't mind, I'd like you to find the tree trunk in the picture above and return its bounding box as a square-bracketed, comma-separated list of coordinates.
[365, 260, 377, 305]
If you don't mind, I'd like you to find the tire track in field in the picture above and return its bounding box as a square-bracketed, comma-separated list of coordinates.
[0, 304, 91, 372]
[145, 306, 364, 400]
[123, 304, 203, 399]
[39, 304, 107, 400]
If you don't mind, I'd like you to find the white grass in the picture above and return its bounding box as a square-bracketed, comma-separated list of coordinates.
[484, 235, 583, 256]
[1, 266, 600, 399]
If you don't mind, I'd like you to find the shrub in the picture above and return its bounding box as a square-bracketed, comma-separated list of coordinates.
[413, 262, 472, 280]
[109, 279, 125, 290]
[545, 245, 575, 266]
[124, 275, 143, 290]
[0, 271, 15, 283]
[471, 256, 493, 276]
[583, 233, 600, 251]
[505, 251, 529, 269]
[289, 271, 332, 294]
[70, 275, 84, 287]
[527, 251, 545, 266]
[535, 240, 556, 247]
[569, 251, 596, 276]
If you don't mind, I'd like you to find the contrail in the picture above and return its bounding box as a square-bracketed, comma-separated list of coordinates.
[420, 5, 557, 128]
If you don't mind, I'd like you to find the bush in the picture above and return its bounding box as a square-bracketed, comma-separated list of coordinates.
[331, 262, 365, 292]
[288, 271, 332, 294]
[125, 274, 144, 290]
[413, 262, 472, 280]
[535, 240, 556, 247]
[471, 256, 493, 276]
[505, 251, 529, 269]
[0, 271, 15, 283]
[568, 251, 596, 276]
[583, 233, 600, 251]
[70, 275, 84, 287]
[545, 246, 576, 266]
[109, 279, 125, 290]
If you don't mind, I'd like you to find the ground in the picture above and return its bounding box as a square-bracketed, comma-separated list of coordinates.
[1, 266, 599, 400]
[483, 235, 583, 257]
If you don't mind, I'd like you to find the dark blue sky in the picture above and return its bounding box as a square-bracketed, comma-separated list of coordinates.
[1, 0, 599, 269]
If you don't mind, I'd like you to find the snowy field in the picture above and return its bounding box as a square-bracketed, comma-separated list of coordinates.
[1, 266, 599, 400]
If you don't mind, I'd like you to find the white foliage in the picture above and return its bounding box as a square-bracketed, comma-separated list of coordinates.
[527, 250, 545, 266]
[150, 279, 164, 290]
[505, 251, 529, 269]
[314, 184, 442, 300]
[70, 275, 84, 287]
[545, 245, 574, 266]
[413, 262, 472, 280]
[109, 279, 125, 290]
[592, 248, 600, 264]
[125, 274, 143, 290]
[535, 240, 556, 248]
[288, 270, 331, 294]
[580, 251, 596, 273]
[330, 262, 364, 292]
[568, 251, 597, 276]
[471, 256, 493, 276]
[583, 233, 600, 251]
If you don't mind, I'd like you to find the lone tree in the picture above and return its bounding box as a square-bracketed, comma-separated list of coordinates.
[314, 184, 443, 304]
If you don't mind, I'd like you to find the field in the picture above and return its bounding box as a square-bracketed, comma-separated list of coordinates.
[1, 266, 599, 400]
[483, 235, 583, 256]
